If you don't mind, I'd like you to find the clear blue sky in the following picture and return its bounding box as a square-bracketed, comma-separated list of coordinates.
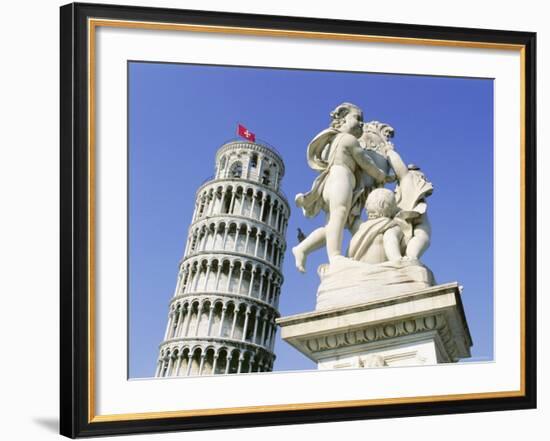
[128, 61, 493, 378]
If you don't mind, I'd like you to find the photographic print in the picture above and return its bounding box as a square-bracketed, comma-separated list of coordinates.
[60, 4, 535, 436]
[128, 62, 493, 378]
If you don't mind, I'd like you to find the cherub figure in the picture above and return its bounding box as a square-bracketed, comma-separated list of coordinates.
[347, 188, 405, 263]
[351, 125, 433, 261]
[347, 173, 433, 264]
[293, 103, 387, 272]
[385, 147, 433, 259]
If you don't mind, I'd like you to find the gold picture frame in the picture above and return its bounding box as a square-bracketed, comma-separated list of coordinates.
[60, 2, 536, 437]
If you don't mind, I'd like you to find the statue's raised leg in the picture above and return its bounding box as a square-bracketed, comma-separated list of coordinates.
[292, 227, 325, 273]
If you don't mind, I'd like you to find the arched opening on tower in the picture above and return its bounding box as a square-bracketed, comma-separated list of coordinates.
[250, 153, 258, 168]
[216, 349, 229, 375]
[222, 188, 232, 213]
[179, 348, 190, 376]
[203, 347, 216, 375]
[260, 197, 268, 223]
[228, 349, 240, 374]
[219, 155, 227, 172]
[229, 161, 242, 178]
[261, 168, 271, 186]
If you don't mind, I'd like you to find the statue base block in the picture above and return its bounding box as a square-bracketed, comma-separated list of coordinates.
[276, 282, 472, 369]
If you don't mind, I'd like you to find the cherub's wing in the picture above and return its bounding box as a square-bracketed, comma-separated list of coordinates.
[306, 128, 339, 171]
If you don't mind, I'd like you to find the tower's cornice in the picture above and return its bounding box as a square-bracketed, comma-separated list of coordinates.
[188, 213, 288, 241]
[169, 291, 280, 316]
[216, 139, 285, 177]
[179, 250, 285, 280]
[195, 177, 290, 210]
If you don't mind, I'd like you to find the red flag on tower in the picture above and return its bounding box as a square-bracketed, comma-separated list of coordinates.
[237, 124, 256, 142]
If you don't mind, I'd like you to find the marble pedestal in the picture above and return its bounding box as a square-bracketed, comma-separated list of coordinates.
[276, 282, 472, 369]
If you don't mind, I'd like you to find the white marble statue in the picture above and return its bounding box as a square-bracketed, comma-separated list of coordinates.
[280, 112, 472, 368]
[316, 188, 434, 310]
[292, 103, 387, 272]
[291, 105, 436, 309]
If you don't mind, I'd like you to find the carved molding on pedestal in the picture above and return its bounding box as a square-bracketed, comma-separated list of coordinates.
[277, 282, 473, 369]
[300, 313, 462, 360]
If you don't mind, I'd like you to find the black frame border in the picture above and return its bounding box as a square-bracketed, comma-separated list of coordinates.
[60, 2, 537, 438]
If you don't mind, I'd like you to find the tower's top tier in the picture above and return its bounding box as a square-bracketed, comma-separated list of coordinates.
[214, 140, 285, 192]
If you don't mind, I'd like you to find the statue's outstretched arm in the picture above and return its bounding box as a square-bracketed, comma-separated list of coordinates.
[386, 149, 408, 180]
[349, 142, 386, 183]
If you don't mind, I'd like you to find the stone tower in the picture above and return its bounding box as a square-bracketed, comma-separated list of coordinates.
[155, 139, 289, 377]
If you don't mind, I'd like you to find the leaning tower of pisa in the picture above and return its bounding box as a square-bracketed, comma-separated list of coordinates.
[155, 139, 289, 377]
